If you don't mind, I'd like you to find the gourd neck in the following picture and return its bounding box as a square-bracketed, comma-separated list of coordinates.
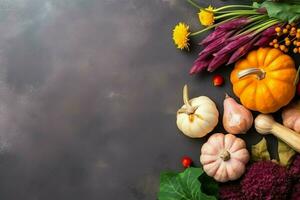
[237, 68, 266, 80]
[220, 150, 231, 161]
[183, 84, 196, 114]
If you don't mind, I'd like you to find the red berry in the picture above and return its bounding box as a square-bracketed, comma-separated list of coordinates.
[181, 156, 192, 168]
[213, 74, 224, 86]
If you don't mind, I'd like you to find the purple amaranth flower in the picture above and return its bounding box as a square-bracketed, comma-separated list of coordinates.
[189, 57, 212, 74]
[254, 36, 271, 47]
[219, 183, 246, 200]
[217, 17, 250, 31]
[241, 161, 290, 200]
[228, 36, 259, 65]
[198, 31, 234, 61]
[214, 33, 254, 57]
[262, 25, 277, 37]
[254, 25, 277, 47]
[207, 53, 231, 72]
[200, 28, 228, 46]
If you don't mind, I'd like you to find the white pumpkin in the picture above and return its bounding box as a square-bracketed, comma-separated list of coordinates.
[176, 85, 219, 138]
[200, 133, 249, 182]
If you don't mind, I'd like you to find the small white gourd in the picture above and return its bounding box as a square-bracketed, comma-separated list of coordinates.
[176, 85, 219, 138]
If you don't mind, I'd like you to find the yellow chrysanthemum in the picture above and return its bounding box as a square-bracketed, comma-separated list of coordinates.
[198, 6, 215, 26]
[172, 22, 190, 50]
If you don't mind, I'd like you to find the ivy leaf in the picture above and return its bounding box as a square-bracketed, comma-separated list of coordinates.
[278, 139, 296, 167]
[251, 137, 271, 161]
[253, 2, 300, 23]
[158, 167, 218, 200]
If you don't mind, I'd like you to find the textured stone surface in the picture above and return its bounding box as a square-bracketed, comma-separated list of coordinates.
[0, 0, 298, 199]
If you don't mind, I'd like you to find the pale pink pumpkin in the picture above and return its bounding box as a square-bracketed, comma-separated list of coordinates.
[282, 101, 300, 133]
[200, 133, 249, 182]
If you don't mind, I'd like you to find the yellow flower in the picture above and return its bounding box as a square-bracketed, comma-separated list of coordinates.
[172, 22, 190, 50]
[198, 6, 215, 26]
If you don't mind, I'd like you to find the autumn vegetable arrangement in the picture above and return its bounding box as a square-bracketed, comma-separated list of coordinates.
[158, 0, 300, 199]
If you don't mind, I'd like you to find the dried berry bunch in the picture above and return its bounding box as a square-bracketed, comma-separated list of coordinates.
[269, 23, 300, 54]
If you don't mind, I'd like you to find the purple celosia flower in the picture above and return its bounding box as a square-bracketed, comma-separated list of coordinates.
[190, 57, 212, 74]
[241, 161, 290, 200]
[254, 36, 271, 47]
[262, 25, 277, 37]
[228, 36, 258, 64]
[217, 17, 250, 31]
[290, 182, 300, 200]
[198, 31, 234, 61]
[207, 53, 231, 72]
[219, 183, 245, 200]
[289, 154, 300, 179]
[200, 28, 228, 46]
[214, 34, 254, 57]
[254, 25, 277, 47]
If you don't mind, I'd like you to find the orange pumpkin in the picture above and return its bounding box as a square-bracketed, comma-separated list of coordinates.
[230, 47, 296, 114]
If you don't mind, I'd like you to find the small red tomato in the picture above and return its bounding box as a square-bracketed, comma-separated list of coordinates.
[213, 74, 224, 86]
[181, 156, 192, 168]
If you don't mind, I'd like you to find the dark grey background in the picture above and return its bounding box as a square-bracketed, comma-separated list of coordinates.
[0, 0, 298, 199]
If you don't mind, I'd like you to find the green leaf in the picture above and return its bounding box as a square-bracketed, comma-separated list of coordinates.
[251, 137, 271, 161]
[278, 139, 296, 167]
[158, 167, 218, 200]
[254, 2, 300, 23]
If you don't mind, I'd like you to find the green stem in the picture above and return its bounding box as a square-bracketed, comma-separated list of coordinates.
[215, 11, 261, 20]
[190, 24, 218, 36]
[190, 16, 240, 36]
[254, 20, 278, 34]
[235, 18, 267, 35]
[214, 5, 254, 12]
[186, 0, 202, 9]
[237, 19, 278, 37]
[249, 15, 267, 22]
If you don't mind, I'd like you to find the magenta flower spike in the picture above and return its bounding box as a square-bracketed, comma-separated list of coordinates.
[189, 57, 212, 74]
[207, 53, 231, 72]
[228, 36, 258, 64]
[254, 36, 271, 47]
[214, 34, 253, 57]
[217, 17, 250, 31]
[200, 28, 228, 46]
[262, 25, 277, 37]
[198, 31, 234, 60]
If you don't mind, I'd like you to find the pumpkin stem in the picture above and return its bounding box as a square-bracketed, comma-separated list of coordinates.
[220, 150, 231, 161]
[183, 85, 195, 114]
[237, 68, 266, 80]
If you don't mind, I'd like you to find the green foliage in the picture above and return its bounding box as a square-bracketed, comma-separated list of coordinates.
[278, 139, 296, 167]
[251, 137, 271, 161]
[253, 1, 300, 23]
[158, 167, 218, 200]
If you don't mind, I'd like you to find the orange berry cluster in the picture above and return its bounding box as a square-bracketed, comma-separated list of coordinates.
[269, 23, 300, 54]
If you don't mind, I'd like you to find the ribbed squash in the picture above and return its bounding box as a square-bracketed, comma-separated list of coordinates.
[230, 47, 296, 114]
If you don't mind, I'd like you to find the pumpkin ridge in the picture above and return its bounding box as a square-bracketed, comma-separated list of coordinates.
[239, 81, 253, 97]
[263, 48, 282, 67]
[253, 82, 258, 111]
[261, 81, 278, 106]
[264, 54, 287, 70]
[239, 82, 257, 109]
[267, 67, 295, 73]
[232, 77, 252, 92]
[267, 77, 294, 85]
[267, 73, 296, 84]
